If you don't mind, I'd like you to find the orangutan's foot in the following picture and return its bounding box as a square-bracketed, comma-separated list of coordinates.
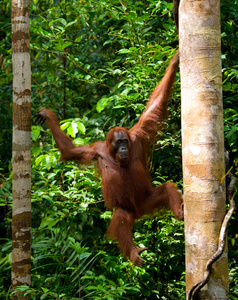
[129, 247, 147, 267]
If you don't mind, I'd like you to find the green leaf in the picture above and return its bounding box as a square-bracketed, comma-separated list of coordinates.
[31, 126, 41, 141]
[40, 217, 59, 229]
[75, 36, 81, 43]
[60, 122, 69, 131]
[76, 121, 86, 135]
[118, 48, 131, 54]
[67, 122, 78, 138]
[65, 20, 77, 28]
[96, 97, 111, 112]
[57, 18, 67, 26]
[80, 16, 86, 27]
[62, 42, 72, 49]
[54, 43, 64, 51]
[35, 155, 47, 166]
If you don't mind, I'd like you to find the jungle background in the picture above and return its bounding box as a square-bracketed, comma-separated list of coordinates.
[0, 0, 237, 299]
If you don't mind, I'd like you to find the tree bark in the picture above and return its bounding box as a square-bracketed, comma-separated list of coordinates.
[179, 0, 229, 299]
[11, 0, 31, 299]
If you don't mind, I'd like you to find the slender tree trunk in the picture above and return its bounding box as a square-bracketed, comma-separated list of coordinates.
[11, 0, 31, 299]
[179, 0, 229, 299]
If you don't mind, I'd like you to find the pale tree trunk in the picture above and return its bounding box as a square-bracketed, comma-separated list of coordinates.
[179, 0, 229, 299]
[11, 0, 31, 299]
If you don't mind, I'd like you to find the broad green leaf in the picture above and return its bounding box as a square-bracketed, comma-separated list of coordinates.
[61, 122, 69, 131]
[62, 42, 72, 49]
[96, 97, 111, 112]
[31, 125, 41, 141]
[67, 122, 78, 138]
[40, 217, 59, 229]
[76, 121, 86, 135]
[57, 18, 67, 26]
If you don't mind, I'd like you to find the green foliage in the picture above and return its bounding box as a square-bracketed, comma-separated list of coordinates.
[0, 0, 12, 170]
[221, 7, 238, 295]
[0, 0, 238, 299]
